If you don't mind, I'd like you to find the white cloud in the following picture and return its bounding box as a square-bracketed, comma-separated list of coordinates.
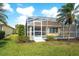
[16, 6, 35, 16]
[16, 6, 35, 25]
[16, 15, 27, 25]
[42, 7, 58, 18]
[2, 3, 13, 12]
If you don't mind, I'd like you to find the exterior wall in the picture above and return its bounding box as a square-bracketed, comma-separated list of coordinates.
[0, 25, 2, 30]
[47, 33, 59, 36]
[2, 25, 14, 36]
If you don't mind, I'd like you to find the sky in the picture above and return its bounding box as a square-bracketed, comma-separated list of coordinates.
[3, 3, 65, 28]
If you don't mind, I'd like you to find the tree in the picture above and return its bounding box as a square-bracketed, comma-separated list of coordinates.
[0, 3, 7, 25]
[25, 19, 27, 36]
[57, 3, 79, 39]
[15, 24, 19, 34]
[17, 25, 24, 36]
[16, 24, 26, 43]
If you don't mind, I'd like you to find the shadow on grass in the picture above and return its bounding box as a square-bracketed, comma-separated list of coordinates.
[0, 39, 8, 47]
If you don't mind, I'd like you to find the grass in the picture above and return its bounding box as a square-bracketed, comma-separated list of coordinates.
[0, 35, 79, 56]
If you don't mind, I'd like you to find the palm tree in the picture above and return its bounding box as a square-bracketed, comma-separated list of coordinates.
[57, 3, 79, 39]
[0, 3, 7, 25]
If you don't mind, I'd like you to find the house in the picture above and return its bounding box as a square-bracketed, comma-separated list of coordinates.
[26, 17, 79, 42]
[0, 22, 15, 36]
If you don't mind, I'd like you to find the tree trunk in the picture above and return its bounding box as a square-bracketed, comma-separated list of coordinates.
[25, 24, 27, 36]
[68, 25, 71, 40]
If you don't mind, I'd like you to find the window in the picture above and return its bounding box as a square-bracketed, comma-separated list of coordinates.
[35, 32, 41, 35]
[50, 27, 58, 33]
[35, 27, 41, 31]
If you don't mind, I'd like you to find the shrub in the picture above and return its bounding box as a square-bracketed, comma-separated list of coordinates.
[16, 24, 31, 43]
[15, 24, 33, 43]
[17, 36, 32, 43]
[25, 36, 34, 42]
[47, 36, 55, 41]
[0, 30, 5, 39]
[6, 34, 18, 40]
[16, 25, 25, 42]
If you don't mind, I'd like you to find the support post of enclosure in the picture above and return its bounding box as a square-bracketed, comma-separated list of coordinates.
[33, 21, 35, 39]
[30, 27, 32, 40]
[41, 20, 42, 38]
[46, 19, 48, 35]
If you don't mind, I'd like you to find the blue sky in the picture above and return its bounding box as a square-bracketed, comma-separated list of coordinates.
[4, 3, 65, 28]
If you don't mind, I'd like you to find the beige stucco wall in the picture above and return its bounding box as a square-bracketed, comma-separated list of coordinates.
[47, 33, 59, 36]
[2, 25, 14, 36]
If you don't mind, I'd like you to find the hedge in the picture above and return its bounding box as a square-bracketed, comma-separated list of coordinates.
[46, 36, 55, 41]
[0, 30, 5, 39]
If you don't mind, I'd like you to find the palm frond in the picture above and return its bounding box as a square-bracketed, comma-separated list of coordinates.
[0, 15, 7, 22]
[57, 3, 76, 25]
[0, 18, 7, 25]
[0, 3, 7, 25]
[0, 13, 8, 19]
[0, 3, 4, 7]
[75, 4, 79, 10]
[56, 16, 65, 23]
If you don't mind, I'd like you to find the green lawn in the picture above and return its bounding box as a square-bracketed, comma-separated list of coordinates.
[0, 38, 79, 56]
